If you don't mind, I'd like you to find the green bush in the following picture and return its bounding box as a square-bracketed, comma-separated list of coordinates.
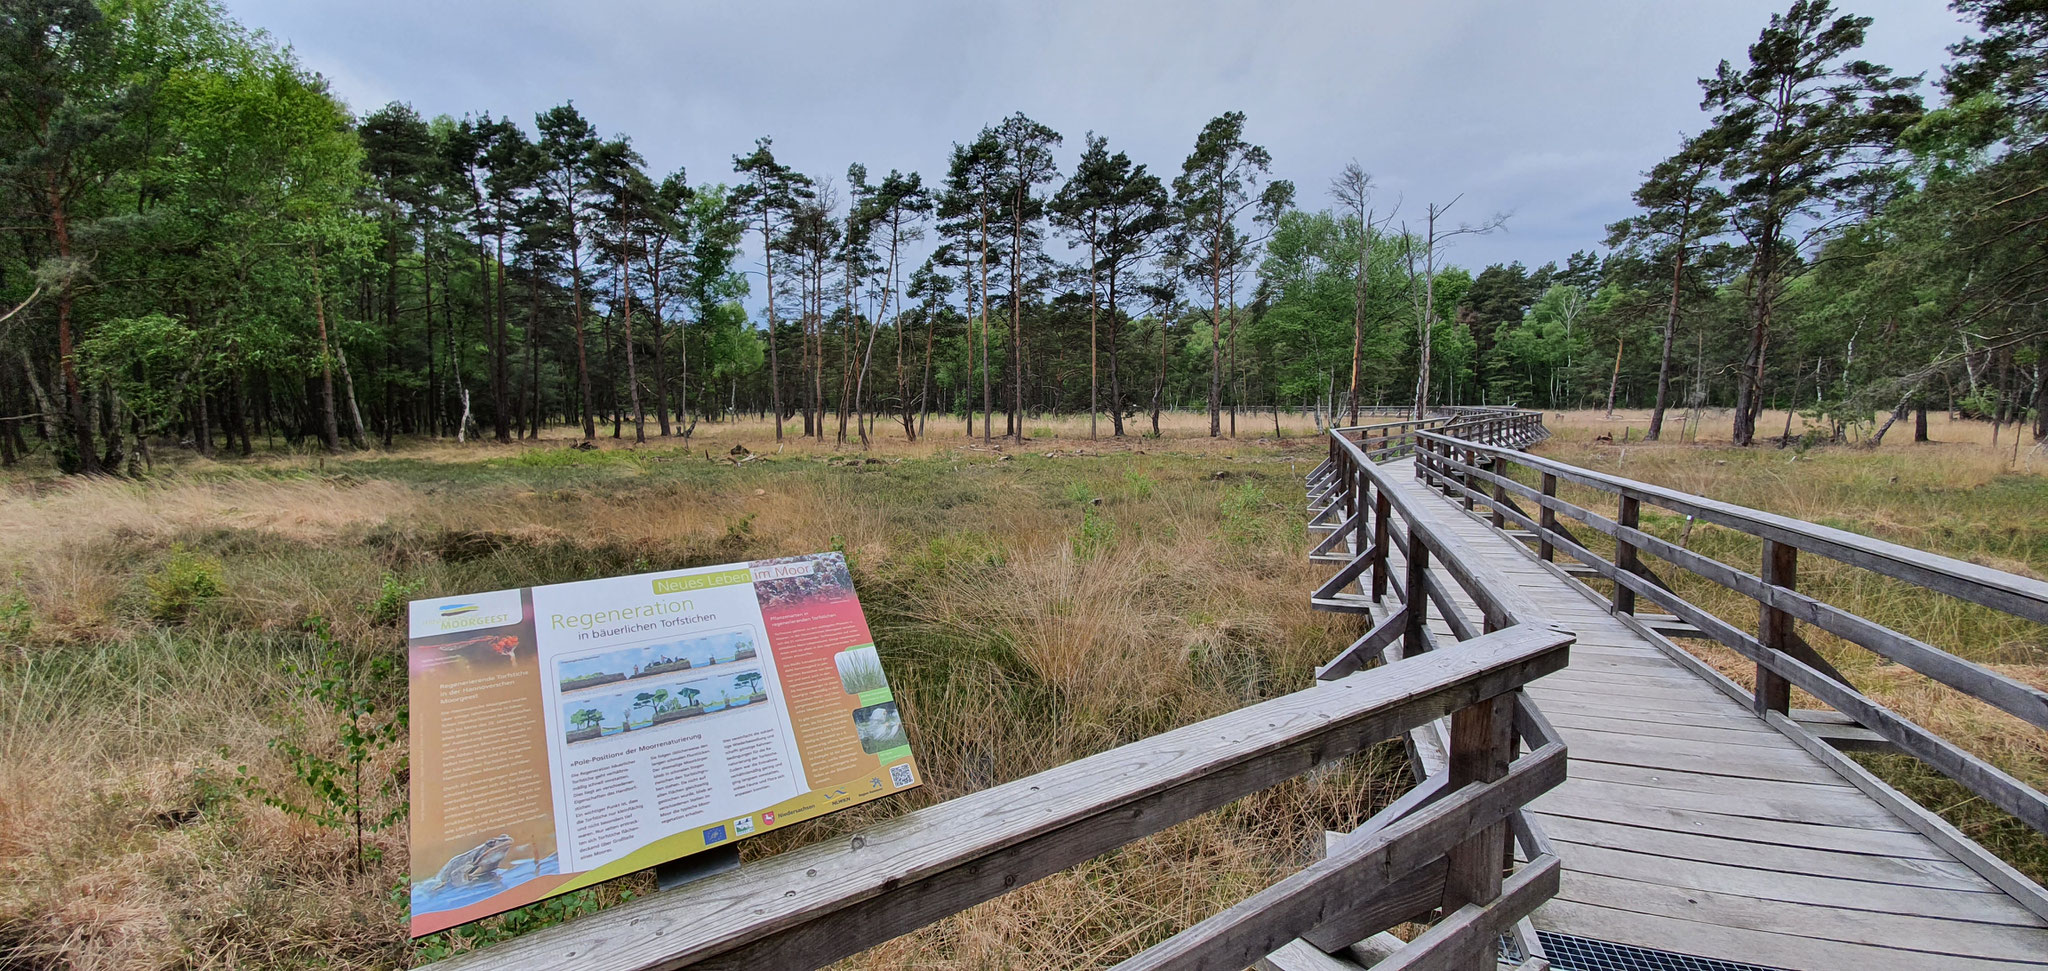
[1073, 506, 1116, 560]
[365, 572, 422, 628]
[146, 546, 224, 623]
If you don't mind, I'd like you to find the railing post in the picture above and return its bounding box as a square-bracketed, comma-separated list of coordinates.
[1756, 539, 1797, 715]
[1461, 446, 1477, 511]
[1442, 691, 1514, 970]
[1613, 493, 1641, 615]
[1371, 489, 1391, 602]
[1538, 473, 1557, 563]
[1403, 528, 1430, 655]
[1489, 455, 1507, 529]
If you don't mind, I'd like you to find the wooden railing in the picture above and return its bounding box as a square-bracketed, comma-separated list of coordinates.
[1409, 428, 2048, 896]
[1300, 407, 1564, 965]
[428, 410, 1575, 971]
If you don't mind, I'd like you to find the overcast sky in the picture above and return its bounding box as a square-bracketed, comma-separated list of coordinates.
[229, 0, 1967, 273]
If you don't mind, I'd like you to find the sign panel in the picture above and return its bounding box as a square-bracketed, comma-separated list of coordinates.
[405, 552, 918, 936]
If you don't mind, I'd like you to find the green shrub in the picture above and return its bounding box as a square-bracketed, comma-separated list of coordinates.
[146, 546, 224, 623]
[0, 592, 31, 646]
[365, 572, 422, 627]
[1073, 506, 1116, 560]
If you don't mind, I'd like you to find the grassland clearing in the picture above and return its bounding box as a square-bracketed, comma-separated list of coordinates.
[2, 406, 2043, 967]
[0, 412, 1402, 970]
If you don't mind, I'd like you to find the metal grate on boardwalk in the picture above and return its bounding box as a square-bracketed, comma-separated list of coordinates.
[1368, 454, 2048, 970]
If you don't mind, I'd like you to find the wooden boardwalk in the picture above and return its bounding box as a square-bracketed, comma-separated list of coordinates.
[1371, 455, 2048, 971]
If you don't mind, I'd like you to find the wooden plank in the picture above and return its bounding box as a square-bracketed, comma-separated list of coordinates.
[1111, 744, 1568, 971]
[1553, 870, 2048, 962]
[1370, 856, 1561, 971]
[425, 626, 1573, 971]
[1547, 525, 2048, 833]
[1522, 686, 1777, 723]
[1537, 815, 1993, 890]
[1557, 727, 1854, 786]
[1532, 793, 1950, 859]
[1546, 773, 1916, 832]
[1764, 709, 2048, 924]
[1534, 898, 2044, 971]
[1542, 710, 1854, 751]
[1533, 700, 1780, 734]
[1555, 840, 2033, 924]
[1257, 941, 1368, 971]
[1316, 606, 1410, 681]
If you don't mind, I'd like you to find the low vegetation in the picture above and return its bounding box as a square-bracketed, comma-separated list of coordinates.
[0, 413, 1402, 970]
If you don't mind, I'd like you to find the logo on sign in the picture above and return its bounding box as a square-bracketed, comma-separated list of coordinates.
[703, 825, 727, 844]
[438, 603, 479, 617]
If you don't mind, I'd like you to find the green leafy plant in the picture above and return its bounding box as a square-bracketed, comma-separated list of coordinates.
[239, 616, 407, 874]
[1218, 483, 1273, 547]
[1073, 506, 1116, 560]
[146, 545, 224, 623]
[0, 592, 32, 646]
[365, 572, 422, 627]
[412, 888, 621, 962]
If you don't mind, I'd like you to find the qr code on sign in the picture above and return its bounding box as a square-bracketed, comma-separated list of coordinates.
[889, 763, 914, 788]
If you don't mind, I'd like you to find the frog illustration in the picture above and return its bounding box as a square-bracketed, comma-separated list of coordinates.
[420, 834, 513, 894]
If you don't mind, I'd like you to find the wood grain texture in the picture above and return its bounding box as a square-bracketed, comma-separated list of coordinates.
[1352, 453, 2048, 967]
[427, 621, 1569, 971]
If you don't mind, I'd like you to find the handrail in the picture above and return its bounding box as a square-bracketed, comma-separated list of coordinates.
[1412, 428, 2048, 840]
[1304, 406, 1565, 966]
[423, 411, 1573, 971]
[427, 629, 1571, 971]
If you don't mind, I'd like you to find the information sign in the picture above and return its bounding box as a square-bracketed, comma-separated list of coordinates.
[405, 552, 917, 936]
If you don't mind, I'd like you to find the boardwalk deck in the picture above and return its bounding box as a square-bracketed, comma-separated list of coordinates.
[1367, 456, 2048, 971]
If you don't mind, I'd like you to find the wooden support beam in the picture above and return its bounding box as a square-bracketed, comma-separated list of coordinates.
[1372, 490, 1392, 602]
[1612, 494, 1641, 616]
[1441, 693, 1515, 970]
[1757, 539, 1796, 716]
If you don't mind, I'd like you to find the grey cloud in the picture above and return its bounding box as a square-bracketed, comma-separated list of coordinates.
[241, 0, 1963, 271]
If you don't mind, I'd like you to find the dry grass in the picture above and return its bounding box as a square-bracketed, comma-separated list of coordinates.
[1529, 408, 2048, 878]
[0, 416, 1402, 970]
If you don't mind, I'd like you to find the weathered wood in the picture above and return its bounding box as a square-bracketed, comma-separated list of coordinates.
[1554, 870, 2048, 962]
[1317, 606, 1411, 681]
[1313, 541, 1382, 601]
[1372, 490, 1391, 601]
[1612, 494, 1641, 616]
[1331, 426, 2048, 967]
[1369, 856, 1561, 971]
[1555, 837, 2030, 923]
[1533, 898, 2038, 971]
[1764, 708, 2048, 924]
[1403, 531, 1432, 655]
[1441, 693, 1515, 969]
[1112, 743, 1567, 971]
[1756, 539, 1796, 715]
[428, 626, 1571, 971]
[1427, 433, 2048, 625]
[1489, 455, 1507, 530]
[1257, 941, 1368, 971]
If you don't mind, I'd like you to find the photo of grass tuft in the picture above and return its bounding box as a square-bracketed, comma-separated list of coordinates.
[834, 645, 890, 695]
